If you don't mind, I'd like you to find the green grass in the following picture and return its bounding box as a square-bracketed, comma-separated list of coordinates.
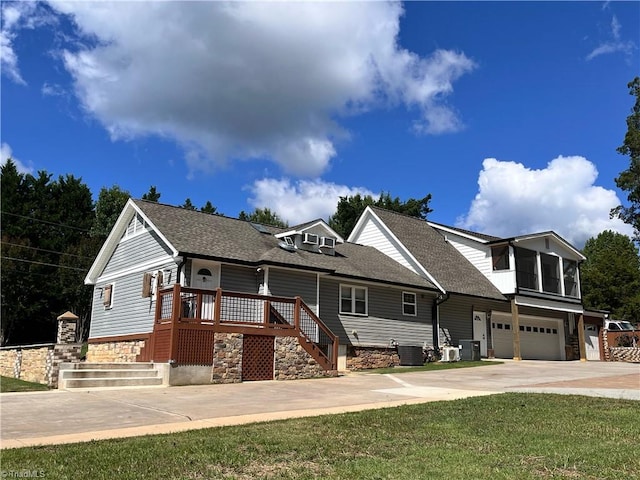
[2, 393, 638, 479]
[0, 376, 49, 393]
[366, 359, 502, 374]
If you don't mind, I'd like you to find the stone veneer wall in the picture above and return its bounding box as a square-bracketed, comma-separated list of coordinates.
[0, 349, 20, 378]
[0, 343, 82, 387]
[274, 336, 336, 380]
[211, 332, 243, 384]
[608, 347, 640, 362]
[602, 330, 640, 362]
[86, 340, 146, 363]
[346, 346, 400, 370]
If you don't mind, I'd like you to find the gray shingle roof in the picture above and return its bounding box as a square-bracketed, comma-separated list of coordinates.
[369, 207, 506, 300]
[134, 200, 437, 291]
[427, 221, 502, 242]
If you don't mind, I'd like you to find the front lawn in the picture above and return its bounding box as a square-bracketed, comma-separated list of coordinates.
[0, 376, 49, 393]
[2, 393, 637, 479]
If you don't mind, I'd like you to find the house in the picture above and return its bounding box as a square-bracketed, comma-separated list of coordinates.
[84, 199, 441, 383]
[348, 207, 588, 361]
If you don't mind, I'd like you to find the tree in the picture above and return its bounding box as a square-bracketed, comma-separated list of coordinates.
[238, 207, 288, 227]
[181, 198, 196, 211]
[612, 77, 640, 240]
[91, 186, 131, 238]
[141, 185, 161, 202]
[1, 162, 96, 345]
[581, 230, 640, 321]
[200, 201, 217, 215]
[328, 192, 433, 238]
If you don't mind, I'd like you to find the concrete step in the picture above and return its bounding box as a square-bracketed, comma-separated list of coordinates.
[61, 377, 163, 389]
[61, 369, 160, 379]
[59, 362, 164, 389]
[61, 362, 156, 370]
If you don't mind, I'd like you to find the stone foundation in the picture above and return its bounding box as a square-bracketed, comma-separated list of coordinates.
[211, 333, 243, 383]
[86, 340, 146, 363]
[346, 346, 399, 370]
[274, 336, 336, 380]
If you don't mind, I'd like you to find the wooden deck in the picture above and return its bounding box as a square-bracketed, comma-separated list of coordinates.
[143, 285, 338, 371]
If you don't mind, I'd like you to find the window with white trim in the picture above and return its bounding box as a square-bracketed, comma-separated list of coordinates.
[402, 292, 417, 316]
[340, 285, 367, 315]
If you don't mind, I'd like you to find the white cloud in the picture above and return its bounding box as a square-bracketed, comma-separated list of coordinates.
[38, 1, 474, 177]
[1, 2, 56, 85]
[1, 142, 33, 174]
[457, 156, 634, 247]
[586, 14, 636, 61]
[247, 178, 376, 225]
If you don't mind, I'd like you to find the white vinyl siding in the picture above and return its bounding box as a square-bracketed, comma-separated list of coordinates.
[443, 235, 493, 278]
[352, 217, 422, 276]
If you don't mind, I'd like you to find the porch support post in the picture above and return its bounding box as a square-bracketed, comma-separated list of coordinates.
[214, 288, 222, 325]
[294, 297, 301, 331]
[263, 300, 271, 326]
[511, 298, 522, 361]
[577, 313, 586, 362]
[169, 284, 181, 363]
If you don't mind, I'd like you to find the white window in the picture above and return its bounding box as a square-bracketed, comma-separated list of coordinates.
[402, 292, 417, 316]
[320, 237, 335, 248]
[340, 285, 367, 315]
[284, 236, 294, 246]
[102, 284, 114, 309]
[303, 233, 319, 245]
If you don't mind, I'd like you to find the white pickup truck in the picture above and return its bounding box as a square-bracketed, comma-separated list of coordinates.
[604, 319, 636, 331]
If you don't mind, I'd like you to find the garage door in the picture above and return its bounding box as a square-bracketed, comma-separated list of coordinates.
[491, 312, 563, 360]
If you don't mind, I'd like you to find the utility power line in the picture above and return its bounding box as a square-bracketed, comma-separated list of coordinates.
[1, 256, 88, 272]
[0, 241, 95, 260]
[0, 211, 92, 232]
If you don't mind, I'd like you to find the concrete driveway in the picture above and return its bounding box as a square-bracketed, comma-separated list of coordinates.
[2, 360, 638, 449]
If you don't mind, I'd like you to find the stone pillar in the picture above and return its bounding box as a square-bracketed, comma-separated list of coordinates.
[57, 311, 78, 344]
[53, 311, 82, 388]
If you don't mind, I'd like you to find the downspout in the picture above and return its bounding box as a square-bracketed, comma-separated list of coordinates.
[432, 292, 450, 349]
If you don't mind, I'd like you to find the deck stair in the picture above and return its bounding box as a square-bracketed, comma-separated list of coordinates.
[59, 362, 164, 389]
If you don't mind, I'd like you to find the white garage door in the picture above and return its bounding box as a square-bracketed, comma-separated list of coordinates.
[491, 312, 563, 360]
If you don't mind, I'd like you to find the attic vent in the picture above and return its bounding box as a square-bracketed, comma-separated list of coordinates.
[303, 233, 319, 245]
[320, 237, 335, 249]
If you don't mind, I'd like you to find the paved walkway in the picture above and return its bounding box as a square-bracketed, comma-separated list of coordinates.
[1, 360, 638, 449]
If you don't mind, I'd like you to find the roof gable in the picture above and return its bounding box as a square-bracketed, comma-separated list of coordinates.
[84, 199, 179, 284]
[352, 207, 506, 300]
[276, 219, 344, 244]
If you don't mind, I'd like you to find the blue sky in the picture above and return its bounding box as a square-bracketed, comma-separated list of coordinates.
[2, 1, 638, 247]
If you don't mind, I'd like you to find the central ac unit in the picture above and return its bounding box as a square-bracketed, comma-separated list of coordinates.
[441, 346, 460, 362]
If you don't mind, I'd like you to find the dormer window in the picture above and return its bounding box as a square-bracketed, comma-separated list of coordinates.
[320, 237, 335, 248]
[303, 233, 319, 245]
[284, 236, 294, 246]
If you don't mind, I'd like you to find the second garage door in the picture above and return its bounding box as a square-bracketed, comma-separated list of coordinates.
[491, 312, 563, 360]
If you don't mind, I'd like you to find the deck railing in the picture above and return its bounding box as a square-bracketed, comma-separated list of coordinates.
[152, 285, 338, 370]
